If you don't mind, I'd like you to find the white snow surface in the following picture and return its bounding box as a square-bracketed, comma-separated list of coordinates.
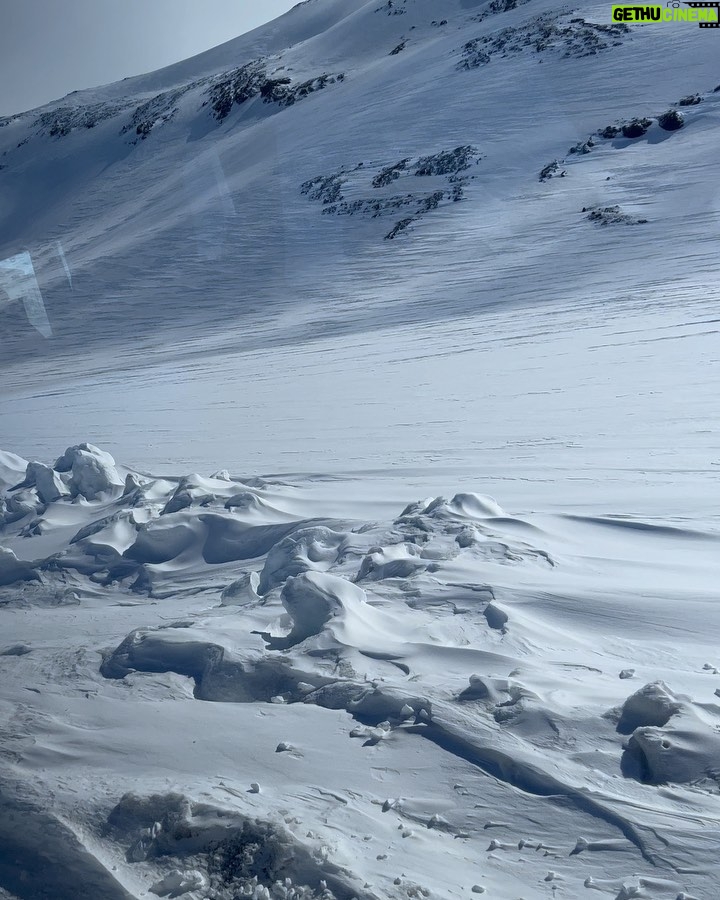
[1, 0, 720, 897]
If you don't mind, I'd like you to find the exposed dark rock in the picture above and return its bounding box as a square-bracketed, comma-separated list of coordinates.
[459, 41, 491, 69]
[472, 0, 534, 22]
[621, 117, 652, 138]
[417, 190, 445, 213]
[385, 217, 414, 240]
[121, 86, 195, 141]
[300, 173, 346, 204]
[208, 63, 344, 122]
[460, 15, 629, 69]
[583, 205, 647, 226]
[325, 193, 419, 218]
[259, 77, 292, 99]
[372, 158, 412, 188]
[278, 73, 344, 107]
[657, 109, 684, 131]
[375, 0, 408, 14]
[414, 146, 479, 176]
[451, 182, 465, 202]
[539, 160, 564, 181]
[568, 138, 595, 154]
[303, 148, 480, 240]
[208, 61, 266, 121]
[33, 101, 130, 138]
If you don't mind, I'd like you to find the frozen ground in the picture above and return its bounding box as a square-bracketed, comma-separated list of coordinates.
[1, 0, 719, 897]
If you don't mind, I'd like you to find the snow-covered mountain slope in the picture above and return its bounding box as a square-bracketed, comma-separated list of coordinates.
[2, 0, 718, 488]
[0, 0, 718, 371]
[1, 1, 720, 898]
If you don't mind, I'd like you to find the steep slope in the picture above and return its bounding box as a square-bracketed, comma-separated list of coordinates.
[0, 0, 717, 371]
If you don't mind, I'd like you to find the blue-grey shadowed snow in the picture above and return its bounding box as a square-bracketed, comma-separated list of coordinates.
[183, 149, 237, 263]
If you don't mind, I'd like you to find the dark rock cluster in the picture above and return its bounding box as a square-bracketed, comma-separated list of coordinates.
[558, 98, 691, 170]
[583, 205, 648, 226]
[568, 138, 595, 155]
[120, 86, 194, 141]
[414, 145, 479, 177]
[375, 0, 408, 15]
[460, 15, 629, 69]
[208, 61, 268, 121]
[657, 109, 684, 131]
[209, 64, 345, 122]
[300, 173, 347, 205]
[33, 101, 130, 138]
[323, 193, 421, 218]
[621, 117, 652, 138]
[471, 0, 534, 22]
[302, 146, 482, 240]
[372, 158, 412, 188]
[539, 160, 565, 182]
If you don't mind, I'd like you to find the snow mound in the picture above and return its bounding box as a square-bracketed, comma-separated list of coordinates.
[23, 461, 69, 504]
[623, 722, 720, 785]
[54, 443, 123, 500]
[617, 684, 720, 785]
[274, 571, 367, 649]
[160, 474, 283, 516]
[616, 681, 683, 735]
[101, 628, 329, 704]
[0, 488, 42, 528]
[426, 493, 504, 520]
[220, 570, 261, 606]
[0, 547, 39, 586]
[0, 450, 28, 490]
[356, 543, 427, 582]
[258, 526, 349, 594]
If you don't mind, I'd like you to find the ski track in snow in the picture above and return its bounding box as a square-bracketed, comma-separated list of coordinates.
[1, 0, 719, 897]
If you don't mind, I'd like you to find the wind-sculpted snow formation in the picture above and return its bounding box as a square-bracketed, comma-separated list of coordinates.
[1, 445, 719, 898]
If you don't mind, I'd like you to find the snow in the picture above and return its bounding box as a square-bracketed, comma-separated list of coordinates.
[1, 446, 719, 897]
[1, 0, 720, 898]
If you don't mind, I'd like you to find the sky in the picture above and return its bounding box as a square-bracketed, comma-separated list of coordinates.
[0, 0, 297, 116]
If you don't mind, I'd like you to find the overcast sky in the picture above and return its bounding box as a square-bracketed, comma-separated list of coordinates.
[0, 0, 297, 116]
